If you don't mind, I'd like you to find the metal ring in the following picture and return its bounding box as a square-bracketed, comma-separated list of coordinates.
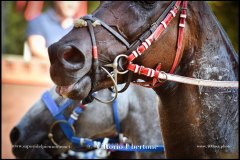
[158, 71, 168, 83]
[92, 66, 118, 104]
[48, 120, 76, 146]
[113, 54, 129, 74]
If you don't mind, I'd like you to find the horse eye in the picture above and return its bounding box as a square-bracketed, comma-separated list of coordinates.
[139, 1, 156, 5]
[137, 1, 157, 9]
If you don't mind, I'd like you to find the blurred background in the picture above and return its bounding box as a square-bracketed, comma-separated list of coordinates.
[1, 1, 239, 159]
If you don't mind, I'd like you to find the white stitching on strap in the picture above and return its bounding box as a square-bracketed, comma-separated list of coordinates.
[133, 51, 138, 58]
[145, 39, 151, 46]
[151, 69, 155, 77]
[180, 14, 187, 18]
[71, 114, 78, 120]
[80, 138, 85, 145]
[136, 49, 141, 55]
[72, 111, 79, 117]
[138, 66, 143, 75]
[161, 21, 167, 29]
[134, 65, 139, 73]
[179, 23, 185, 28]
[142, 42, 148, 49]
[170, 10, 176, 17]
[147, 69, 151, 77]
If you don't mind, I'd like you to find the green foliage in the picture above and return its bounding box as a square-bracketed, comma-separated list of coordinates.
[208, 1, 239, 53]
[88, 1, 100, 13]
[2, 1, 26, 55]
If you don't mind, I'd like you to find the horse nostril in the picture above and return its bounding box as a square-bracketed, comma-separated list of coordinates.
[58, 45, 85, 69]
[10, 127, 21, 144]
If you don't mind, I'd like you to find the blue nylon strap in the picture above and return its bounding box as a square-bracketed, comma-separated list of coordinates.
[94, 137, 119, 144]
[53, 115, 74, 140]
[58, 99, 74, 115]
[42, 91, 165, 153]
[68, 118, 75, 125]
[41, 91, 75, 140]
[68, 107, 83, 125]
[72, 137, 96, 146]
[112, 99, 121, 133]
[71, 136, 81, 144]
[42, 91, 60, 117]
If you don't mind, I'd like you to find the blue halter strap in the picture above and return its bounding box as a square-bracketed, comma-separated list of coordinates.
[41, 91, 164, 153]
[42, 91, 74, 139]
[112, 97, 121, 133]
[42, 91, 120, 145]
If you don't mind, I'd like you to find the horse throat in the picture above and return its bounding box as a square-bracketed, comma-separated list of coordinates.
[154, 2, 238, 158]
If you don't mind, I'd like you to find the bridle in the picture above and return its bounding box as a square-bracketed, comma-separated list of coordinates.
[74, 1, 238, 104]
[41, 90, 164, 158]
[75, 1, 178, 103]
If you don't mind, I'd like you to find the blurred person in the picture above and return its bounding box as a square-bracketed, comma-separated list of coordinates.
[26, 1, 81, 60]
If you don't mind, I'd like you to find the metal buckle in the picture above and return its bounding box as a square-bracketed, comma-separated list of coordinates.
[172, 4, 180, 11]
[150, 22, 158, 33]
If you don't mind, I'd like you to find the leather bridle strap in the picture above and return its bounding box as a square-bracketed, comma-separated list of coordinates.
[125, 1, 177, 55]
[85, 20, 100, 84]
[80, 15, 131, 95]
[81, 15, 130, 49]
[95, 19, 130, 49]
[127, 1, 185, 87]
[169, 1, 188, 73]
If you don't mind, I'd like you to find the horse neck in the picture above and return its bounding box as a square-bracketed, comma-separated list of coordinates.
[154, 2, 238, 158]
[120, 86, 164, 159]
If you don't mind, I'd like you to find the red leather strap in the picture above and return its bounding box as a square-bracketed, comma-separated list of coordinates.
[152, 63, 162, 86]
[126, 1, 188, 88]
[127, 1, 181, 63]
[79, 104, 86, 110]
[93, 46, 98, 59]
[127, 38, 153, 62]
[169, 1, 188, 74]
[153, 1, 181, 40]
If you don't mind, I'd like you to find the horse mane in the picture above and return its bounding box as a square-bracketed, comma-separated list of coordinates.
[209, 6, 239, 65]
